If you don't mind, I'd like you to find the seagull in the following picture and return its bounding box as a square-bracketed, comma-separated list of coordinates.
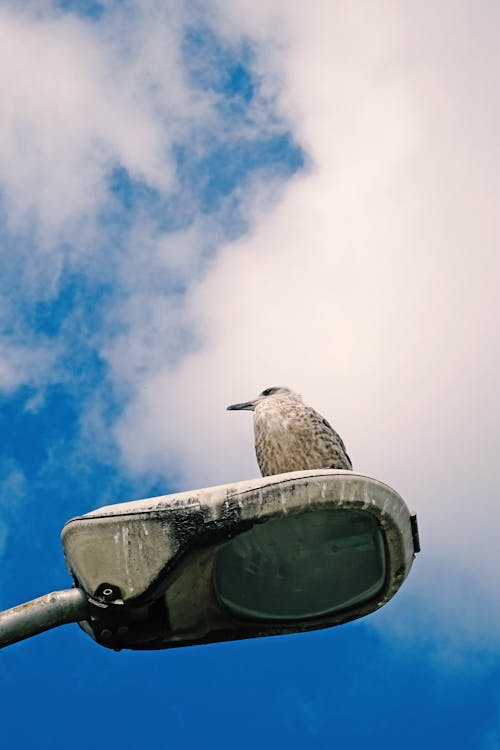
[227, 386, 352, 477]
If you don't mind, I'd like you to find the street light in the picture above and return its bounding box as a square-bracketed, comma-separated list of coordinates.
[0, 470, 419, 650]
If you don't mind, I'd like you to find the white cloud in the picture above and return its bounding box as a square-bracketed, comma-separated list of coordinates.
[0, 337, 56, 392]
[0, 460, 27, 556]
[0, 290, 59, 393]
[1, 1, 499, 658]
[0, 1, 222, 392]
[0, 2, 213, 250]
[111, 2, 500, 655]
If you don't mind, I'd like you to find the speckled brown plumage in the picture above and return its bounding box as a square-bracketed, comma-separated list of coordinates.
[227, 386, 352, 477]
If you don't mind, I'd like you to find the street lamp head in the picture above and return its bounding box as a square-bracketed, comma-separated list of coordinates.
[61, 470, 419, 651]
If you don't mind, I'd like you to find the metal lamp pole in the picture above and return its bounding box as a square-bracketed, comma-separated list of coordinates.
[0, 588, 88, 648]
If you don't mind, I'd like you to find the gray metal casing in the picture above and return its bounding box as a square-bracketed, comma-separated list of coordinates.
[61, 470, 418, 650]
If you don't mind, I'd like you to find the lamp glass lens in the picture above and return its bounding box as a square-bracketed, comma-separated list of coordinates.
[214, 509, 385, 621]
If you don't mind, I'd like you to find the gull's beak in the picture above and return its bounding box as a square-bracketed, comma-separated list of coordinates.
[227, 400, 256, 411]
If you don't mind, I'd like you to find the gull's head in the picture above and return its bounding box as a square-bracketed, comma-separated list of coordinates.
[227, 386, 300, 412]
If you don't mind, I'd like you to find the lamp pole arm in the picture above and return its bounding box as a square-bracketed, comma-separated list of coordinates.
[0, 588, 88, 649]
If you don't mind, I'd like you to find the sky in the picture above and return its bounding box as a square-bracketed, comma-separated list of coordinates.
[1, 0, 500, 747]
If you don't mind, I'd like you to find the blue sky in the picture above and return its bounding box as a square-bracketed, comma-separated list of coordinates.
[1, 1, 500, 748]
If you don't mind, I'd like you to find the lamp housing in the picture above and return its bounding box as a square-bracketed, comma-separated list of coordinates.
[61, 470, 419, 651]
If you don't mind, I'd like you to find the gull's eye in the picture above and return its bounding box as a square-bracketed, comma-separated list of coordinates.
[261, 387, 276, 397]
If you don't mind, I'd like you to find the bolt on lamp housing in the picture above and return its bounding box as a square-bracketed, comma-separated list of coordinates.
[61, 470, 419, 651]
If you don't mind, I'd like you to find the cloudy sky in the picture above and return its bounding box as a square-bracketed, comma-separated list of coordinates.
[1, 1, 500, 747]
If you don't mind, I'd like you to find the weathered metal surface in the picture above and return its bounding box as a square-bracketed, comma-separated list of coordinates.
[0, 588, 88, 648]
[61, 470, 419, 651]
